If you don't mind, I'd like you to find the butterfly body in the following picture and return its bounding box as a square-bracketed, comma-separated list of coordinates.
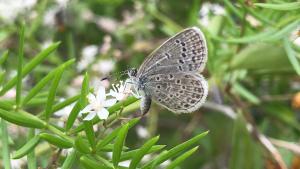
[129, 27, 208, 114]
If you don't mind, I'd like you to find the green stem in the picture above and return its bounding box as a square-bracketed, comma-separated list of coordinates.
[16, 24, 25, 109]
[1, 119, 11, 169]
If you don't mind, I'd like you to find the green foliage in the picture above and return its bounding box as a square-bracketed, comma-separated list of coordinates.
[0, 0, 300, 168]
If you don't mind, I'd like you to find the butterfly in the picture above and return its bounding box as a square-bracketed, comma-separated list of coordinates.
[128, 27, 208, 115]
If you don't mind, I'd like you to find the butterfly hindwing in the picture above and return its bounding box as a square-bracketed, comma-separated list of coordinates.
[144, 73, 208, 113]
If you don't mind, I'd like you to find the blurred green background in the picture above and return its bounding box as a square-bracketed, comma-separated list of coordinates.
[0, 0, 300, 168]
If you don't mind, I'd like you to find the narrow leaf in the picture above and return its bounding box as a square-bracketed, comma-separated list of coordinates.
[165, 146, 199, 169]
[0, 50, 9, 65]
[113, 123, 129, 167]
[129, 136, 160, 169]
[61, 148, 77, 169]
[66, 72, 89, 131]
[263, 19, 300, 42]
[1, 119, 11, 168]
[121, 145, 166, 161]
[80, 155, 112, 169]
[96, 118, 139, 150]
[27, 129, 37, 169]
[39, 133, 73, 148]
[52, 94, 80, 113]
[232, 83, 261, 105]
[0, 109, 46, 128]
[22, 59, 74, 106]
[255, 2, 300, 11]
[74, 136, 92, 154]
[12, 135, 40, 159]
[0, 42, 61, 96]
[283, 38, 300, 75]
[45, 66, 64, 121]
[16, 24, 25, 108]
[84, 121, 96, 150]
[143, 131, 208, 168]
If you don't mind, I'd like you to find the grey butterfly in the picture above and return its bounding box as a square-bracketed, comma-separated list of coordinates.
[128, 27, 208, 115]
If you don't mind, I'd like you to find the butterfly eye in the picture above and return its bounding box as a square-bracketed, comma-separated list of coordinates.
[129, 68, 137, 77]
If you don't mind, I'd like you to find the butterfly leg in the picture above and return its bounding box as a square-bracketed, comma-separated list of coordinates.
[124, 79, 142, 99]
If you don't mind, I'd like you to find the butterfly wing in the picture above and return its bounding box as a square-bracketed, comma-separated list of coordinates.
[144, 73, 208, 113]
[137, 27, 207, 78]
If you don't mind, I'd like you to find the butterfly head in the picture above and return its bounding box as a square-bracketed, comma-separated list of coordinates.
[128, 68, 137, 78]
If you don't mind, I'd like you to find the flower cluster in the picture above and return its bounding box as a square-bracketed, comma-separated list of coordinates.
[79, 80, 134, 121]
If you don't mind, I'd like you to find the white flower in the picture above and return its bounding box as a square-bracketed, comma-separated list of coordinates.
[290, 27, 300, 47]
[136, 125, 150, 139]
[199, 2, 225, 27]
[79, 85, 117, 121]
[108, 80, 133, 101]
[77, 45, 98, 71]
[0, 0, 37, 22]
[92, 59, 115, 75]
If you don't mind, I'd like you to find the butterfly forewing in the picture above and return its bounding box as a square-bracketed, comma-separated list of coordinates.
[137, 27, 208, 78]
[144, 73, 208, 113]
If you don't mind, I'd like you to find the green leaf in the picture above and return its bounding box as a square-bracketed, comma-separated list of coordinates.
[0, 109, 46, 128]
[1, 119, 11, 168]
[84, 121, 96, 150]
[27, 129, 36, 169]
[283, 38, 300, 75]
[0, 42, 61, 96]
[143, 131, 208, 169]
[255, 2, 300, 11]
[28, 0, 48, 36]
[22, 59, 75, 106]
[66, 72, 89, 131]
[165, 146, 199, 169]
[65, 102, 82, 131]
[0, 50, 9, 65]
[74, 137, 92, 154]
[212, 30, 276, 44]
[120, 145, 165, 161]
[12, 135, 40, 159]
[263, 19, 300, 42]
[97, 143, 128, 152]
[44, 66, 64, 121]
[96, 118, 139, 150]
[229, 113, 263, 169]
[0, 100, 14, 111]
[39, 133, 73, 148]
[0, 70, 5, 85]
[80, 155, 112, 169]
[223, 0, 243, 19]
[232, 83, 261, 105]
[16, 24, 25, 108]
[52, 94, 80, 113]
[129, 136, 160, 169]
[113, 123, 129, 167]
[230, 43, 292, 72]
[61, 148, 77, 169]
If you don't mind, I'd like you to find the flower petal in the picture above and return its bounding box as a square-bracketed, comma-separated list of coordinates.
[78, 104, 93, 116]
[96, 85, 106, 102]
[83, 112, 96, 121]
[97, 108, 109, 120]
[87, 93, 97, 104]
[104, 99, 117, 107]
